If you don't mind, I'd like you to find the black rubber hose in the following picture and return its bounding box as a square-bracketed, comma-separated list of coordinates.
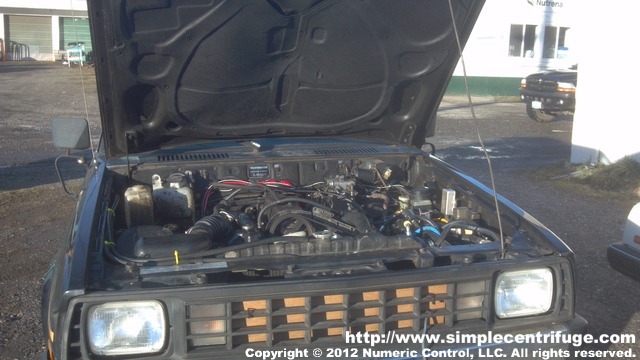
[403, 209, 439, 228]
[435, 220, 500, 246]
[105, 245, 129, 265]
[105, 215, 235, 266]
[186, 214, 233, 244]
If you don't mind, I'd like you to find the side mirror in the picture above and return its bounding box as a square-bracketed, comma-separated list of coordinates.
[51, 118, 91, 199]
[52, 117, 90, 150]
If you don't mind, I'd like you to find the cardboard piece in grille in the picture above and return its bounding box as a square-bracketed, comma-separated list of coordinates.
[236, 300, 268, 343]
[235, 285, 447, 345]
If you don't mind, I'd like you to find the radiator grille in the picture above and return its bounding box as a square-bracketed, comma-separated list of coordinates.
[185, 282, 488, 350]
[525, 78, 558, 92]
[64, 261, 575, 358]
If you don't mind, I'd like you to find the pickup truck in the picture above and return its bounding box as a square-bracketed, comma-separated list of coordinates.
[519, 67, 578, 122]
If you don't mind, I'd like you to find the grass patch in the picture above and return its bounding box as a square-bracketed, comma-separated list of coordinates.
[532, 158, 640, 200]
[569, 158, 640, 193]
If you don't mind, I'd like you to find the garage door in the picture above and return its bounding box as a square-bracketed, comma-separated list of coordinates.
[5, 15, 53, 61]
[60, 17, 92, 53]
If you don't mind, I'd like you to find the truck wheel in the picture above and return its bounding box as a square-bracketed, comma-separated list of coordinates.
[526, 104, 555, 122]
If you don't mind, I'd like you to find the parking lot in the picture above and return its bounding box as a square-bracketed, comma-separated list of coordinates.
[0, 62, 638, 359]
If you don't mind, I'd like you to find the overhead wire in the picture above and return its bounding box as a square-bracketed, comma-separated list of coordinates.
[446, 0, 506, 256]
[69, 0, 97, 160]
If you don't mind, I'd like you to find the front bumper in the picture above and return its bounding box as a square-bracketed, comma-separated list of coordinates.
[607, 241, 640, 281]
[519, 89, 575, 113]
[54, 258, 585, 359]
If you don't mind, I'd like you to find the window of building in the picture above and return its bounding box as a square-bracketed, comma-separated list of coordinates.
[508, 24, 537, 57]
[543, 26, 571, 59]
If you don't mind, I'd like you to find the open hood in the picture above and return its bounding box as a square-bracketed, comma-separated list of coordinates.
[88, 0, 484, 158]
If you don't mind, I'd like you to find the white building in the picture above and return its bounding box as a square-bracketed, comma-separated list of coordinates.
[0, 0, 89, 61]
[449, 0, 577, 95]
[569, 2, 640, 164]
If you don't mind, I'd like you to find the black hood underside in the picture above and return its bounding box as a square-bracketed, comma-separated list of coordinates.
[88, 0, 484, 158]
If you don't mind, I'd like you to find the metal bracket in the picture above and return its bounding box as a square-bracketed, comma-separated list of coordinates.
[54, 153, 87, 199]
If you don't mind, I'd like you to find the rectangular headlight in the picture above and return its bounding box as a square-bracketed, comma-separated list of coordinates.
[88, 301, 166, 356]
[495, 268, 553, 319]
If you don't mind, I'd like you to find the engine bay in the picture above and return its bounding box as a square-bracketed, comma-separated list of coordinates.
[98, 148, 546, 288]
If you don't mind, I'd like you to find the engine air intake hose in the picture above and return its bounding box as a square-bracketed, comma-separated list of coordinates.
[186, 214, 233, 244]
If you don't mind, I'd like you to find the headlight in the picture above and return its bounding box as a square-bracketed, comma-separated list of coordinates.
[557, 82, 576, 92]
[88, 301, 166, 356]
[495, 268, 553, 319]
